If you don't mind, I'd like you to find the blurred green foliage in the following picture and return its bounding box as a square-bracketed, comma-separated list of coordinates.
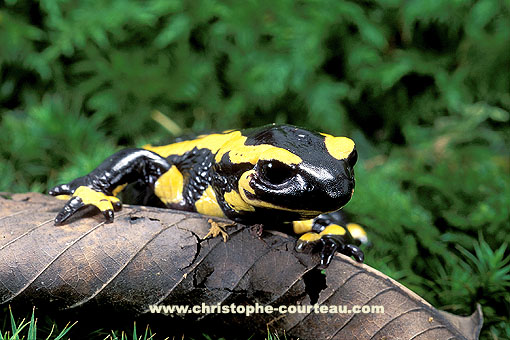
[0, 0, 509, 338]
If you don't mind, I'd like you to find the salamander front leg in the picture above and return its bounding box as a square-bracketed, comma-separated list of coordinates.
[49, 148, 170, 225]
[52, 186, 122, 224]
[293, 213, 367, 268]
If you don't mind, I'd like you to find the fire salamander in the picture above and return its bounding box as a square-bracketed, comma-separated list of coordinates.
[49, 124, 366, 268]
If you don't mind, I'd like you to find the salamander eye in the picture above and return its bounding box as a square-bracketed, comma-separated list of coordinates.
[347, 149, 358, 168]
[259, 160, 295, 185]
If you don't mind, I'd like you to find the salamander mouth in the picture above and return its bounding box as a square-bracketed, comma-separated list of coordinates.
[237, 168, 354, 216]
[237, 170, 310, 214]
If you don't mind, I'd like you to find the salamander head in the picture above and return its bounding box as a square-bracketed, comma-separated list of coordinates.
[212, 124, 357, 223]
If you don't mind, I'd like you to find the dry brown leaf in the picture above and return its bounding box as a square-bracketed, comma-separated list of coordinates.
[0, 193, 483, 339]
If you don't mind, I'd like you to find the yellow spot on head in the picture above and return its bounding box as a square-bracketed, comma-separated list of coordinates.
[238, 170, 256, 195]
[224, 190, 255, 212]
[321, 133, 355, 160]
[195, 185, 225, 217]
[256, 146, 302, 164]
[154, 166, 184, 205]
[215, 134, 302, 165]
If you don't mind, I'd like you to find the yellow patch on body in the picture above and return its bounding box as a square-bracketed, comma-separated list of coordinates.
[298, 232, 321, 243]
[295, 231, 322, 252]
[319, 224, 346, 237]
[144, 131, 239, 157]
[346, 222, 368, 244]
[154, 166, 184, 205]
[144, 130, 302, 166]
[292, 219, 314, 234]
[321, 133, 355, 160]
[296, 224, 348, 252]
[73, 186, 119, 211]
[145, 128, 307, 214]
[194, 185, 225, 217]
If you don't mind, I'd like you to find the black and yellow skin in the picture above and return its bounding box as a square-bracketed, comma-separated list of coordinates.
[49, 124, 364, 268]
[292, 211, 367, 267]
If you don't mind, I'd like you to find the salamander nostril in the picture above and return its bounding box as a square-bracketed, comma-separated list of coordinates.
[259, 160, 295, 185]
